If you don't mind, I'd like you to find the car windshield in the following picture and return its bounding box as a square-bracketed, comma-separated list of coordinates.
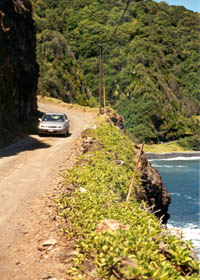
[42, 114, 64, 122]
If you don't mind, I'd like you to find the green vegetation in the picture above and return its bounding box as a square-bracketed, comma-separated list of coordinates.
[144, 138, 200, 154]
[36, 29, 94, 105]
[57, 123, 199, 279]
[31, 0, 200, 143]
[144, 141, 191, 154]
[178, 135, 200, 151]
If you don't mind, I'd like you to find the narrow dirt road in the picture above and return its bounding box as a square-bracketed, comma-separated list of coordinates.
[0, 102, 94, 280]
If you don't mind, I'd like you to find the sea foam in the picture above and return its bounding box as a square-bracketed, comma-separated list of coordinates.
[168, 223, 200, 258]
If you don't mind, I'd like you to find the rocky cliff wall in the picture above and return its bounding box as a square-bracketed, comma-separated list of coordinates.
[135, 146, 171, 224]
[0, 0, 39, 140]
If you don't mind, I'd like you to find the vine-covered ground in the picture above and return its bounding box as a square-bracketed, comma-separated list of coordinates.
[57, 121, 199, 280]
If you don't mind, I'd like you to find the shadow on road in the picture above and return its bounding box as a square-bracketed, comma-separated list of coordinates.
[0, 136, 51, 158]
[0, 108, 74, 158]
[38, 132, 72, 138]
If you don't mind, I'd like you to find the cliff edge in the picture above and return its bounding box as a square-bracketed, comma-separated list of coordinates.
[136, 146, 171, 224]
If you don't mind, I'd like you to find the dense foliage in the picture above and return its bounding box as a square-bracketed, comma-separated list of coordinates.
[31, 0, 200, 142]
[57, 123, 199, 279]
[178, 135, 200, 151]
[35, 29, 95, 105]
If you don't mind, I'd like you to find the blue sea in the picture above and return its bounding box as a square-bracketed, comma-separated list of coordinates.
[150, 156, 200, 257]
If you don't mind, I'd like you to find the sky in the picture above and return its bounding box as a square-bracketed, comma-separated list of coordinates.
[154, 0, 200, 13]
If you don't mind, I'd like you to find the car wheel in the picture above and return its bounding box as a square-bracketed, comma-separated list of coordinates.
[63, 130, 68, 137]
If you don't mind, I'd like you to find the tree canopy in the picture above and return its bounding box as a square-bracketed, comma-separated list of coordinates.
[31, 0, 200, 142]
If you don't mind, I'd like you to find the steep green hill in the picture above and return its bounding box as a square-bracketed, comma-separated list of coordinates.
[35, 29, 94, 105]
[31, 0, 200, 142]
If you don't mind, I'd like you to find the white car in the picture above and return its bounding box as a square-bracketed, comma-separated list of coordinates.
[38, 113, 70, 136]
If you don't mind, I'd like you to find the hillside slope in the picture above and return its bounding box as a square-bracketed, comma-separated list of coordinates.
[32, 0, 200, 142]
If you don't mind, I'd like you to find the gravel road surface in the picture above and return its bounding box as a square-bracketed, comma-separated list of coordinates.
[0, 102, 94, 279]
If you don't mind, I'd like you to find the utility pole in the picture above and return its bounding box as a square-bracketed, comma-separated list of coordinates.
[103, 86, 106, 114]
[99, 44, 103, 114]
[39, 40, 44, 97]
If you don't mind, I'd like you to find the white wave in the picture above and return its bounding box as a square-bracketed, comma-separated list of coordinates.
[184, 194, 194, 200]
[151, 163, 187, 168]
[151, 156, 200, 161]
[169, 192, 181, 196]
[167, 223, 200, 257]
[151, 164, 174, 168]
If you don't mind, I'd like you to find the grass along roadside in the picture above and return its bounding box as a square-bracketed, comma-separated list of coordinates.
[56, 122, 199, 280]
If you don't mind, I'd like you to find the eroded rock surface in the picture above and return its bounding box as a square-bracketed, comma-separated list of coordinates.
[135, 146, 171, 224]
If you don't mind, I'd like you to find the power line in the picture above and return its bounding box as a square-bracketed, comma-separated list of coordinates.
[98, 0, 131, 110]
[65, 1, 131, 58]
[109, 0, 131, 41]
[77, 0, 132, 52]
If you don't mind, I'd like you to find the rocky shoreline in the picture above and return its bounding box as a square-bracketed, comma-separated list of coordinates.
[145, 151, 200, 160]
[145, 150, 200, 259]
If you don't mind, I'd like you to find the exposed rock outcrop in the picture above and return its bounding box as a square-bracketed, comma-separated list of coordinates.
[96, 219, 130, 232]
[0, 0, 39, 143]
[135, 146, 171, 224]
[105, 107, 124, 130]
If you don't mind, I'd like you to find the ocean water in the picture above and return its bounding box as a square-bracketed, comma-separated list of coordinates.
[150, 156, 200, 257]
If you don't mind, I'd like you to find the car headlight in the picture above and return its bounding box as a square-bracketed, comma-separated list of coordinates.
[58, 123, 66, 128]
[40, 124, 46, 128]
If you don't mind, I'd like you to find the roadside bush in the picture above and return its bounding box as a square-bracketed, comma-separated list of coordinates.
[57, 123, 199, 279]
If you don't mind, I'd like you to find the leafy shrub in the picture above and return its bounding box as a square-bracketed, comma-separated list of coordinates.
[178, 135, 200, 151]
[57, 123, 199, 279]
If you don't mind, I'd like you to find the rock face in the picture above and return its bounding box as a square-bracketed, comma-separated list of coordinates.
[105, 108, 124, 130]
[135, 146, 171, 224]
[0, 0, 39, 139]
